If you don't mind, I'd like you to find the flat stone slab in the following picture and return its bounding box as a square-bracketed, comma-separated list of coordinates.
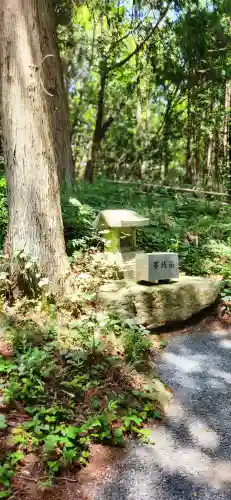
[98, 276, 221, 327]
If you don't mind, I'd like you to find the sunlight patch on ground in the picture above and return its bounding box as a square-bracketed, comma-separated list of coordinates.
[219, 338, 231, 349]
[148, 426, 231, 490]
[209, 368, 231, 384]
[163, 352, 205, 373]
[187, 417, 219, 451]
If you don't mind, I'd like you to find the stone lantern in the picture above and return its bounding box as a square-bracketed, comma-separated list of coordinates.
[95, 209, 179, 283]
[96, 209, 149, 252]
[95, 209, 150, 276]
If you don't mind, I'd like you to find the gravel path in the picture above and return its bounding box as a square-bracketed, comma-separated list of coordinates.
[94, 327, 231, 500]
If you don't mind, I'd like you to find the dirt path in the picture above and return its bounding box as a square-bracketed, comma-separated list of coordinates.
[17, 317, 231, 500]
[91, 321, 231, 500]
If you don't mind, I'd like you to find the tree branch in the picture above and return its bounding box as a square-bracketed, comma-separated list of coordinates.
[100, 78, 140, 140]
[208, 47, 228, 53]
[107, 16, 147, 56]
[107, 2, 172, 74]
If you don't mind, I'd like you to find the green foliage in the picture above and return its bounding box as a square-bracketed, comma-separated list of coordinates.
[102, 315, 151, 363]
[0, 176, 7, 249]
[0, 415, 7, 431]
[0, 463, 14, 498]
[219, 279, 231, 316]
[0, 176, 231, 279]
[70, 179, 231, 277]
[122, 328, 151, 363]
[63, 0, 231, 188]
[159, 339, 168, 349]
[61, 193, 103, 252]
[0, 315, 161, 492]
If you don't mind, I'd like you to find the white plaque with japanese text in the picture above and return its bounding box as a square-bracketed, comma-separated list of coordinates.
[136, 252, 179, 282]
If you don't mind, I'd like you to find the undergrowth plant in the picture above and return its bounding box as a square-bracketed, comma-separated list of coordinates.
[0, 177, 231, 279]
[68, 180, 231, 278]
[0, 314, 160, 497]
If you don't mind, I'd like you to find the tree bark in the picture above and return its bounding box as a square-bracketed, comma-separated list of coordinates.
[0, 0, 70, 292]
[185, 86, 193, 184]
[84, 70, 106, 182]
[224, 83, 231, 197]
[204, 135, 213, 186]
[228, 93, 231, 202]
[163, 96, 172, 181]
[39, 3, 75, 188]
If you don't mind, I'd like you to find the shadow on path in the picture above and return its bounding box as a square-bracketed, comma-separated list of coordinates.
[94, 327, 231, 499]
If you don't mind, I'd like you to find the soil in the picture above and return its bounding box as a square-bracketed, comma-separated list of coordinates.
[12, 444, 127, 500]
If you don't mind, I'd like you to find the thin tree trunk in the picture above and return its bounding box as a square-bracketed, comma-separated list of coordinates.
[203, 88, 214, 187]
[84, 70, 106, 182]
[224, 84, 231, 195]
[0, 0, 70, 292]
[71, 16, 96, 170]
[185, 86, 193, 184]
[134, 49, 142, 180]
[213, 129, 219, 189]
[195, 129, 201, 186]
[228, 96, 231, 202]
[204, 135, 213, 186]
[163, 97, 171, 181]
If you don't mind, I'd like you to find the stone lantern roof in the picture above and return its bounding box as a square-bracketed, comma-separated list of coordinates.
[96, 209, 150, 229]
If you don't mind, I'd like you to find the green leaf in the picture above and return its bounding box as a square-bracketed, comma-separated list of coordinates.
[45, 416, 57, 423]
[44, 435, 59, 453]
[47, 461, 60, 472]
[0, 415, 7, 430]
[10, 451, 25, 466]
[126, 415, 142, 426]
[153, 411, 162, 420]
[81, 450, 89, 458]
[0, 489, 12, 498]
[159, 340, 168, 349]
[114, 427, 123, 437]
[62, 426, 79, 439]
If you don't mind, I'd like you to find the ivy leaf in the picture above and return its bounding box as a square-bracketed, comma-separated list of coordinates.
[44, 434, 59, 453]
[123, 415, 142, 427]
[62, 426, 80, 439]
[10, 451, 25, 465]
[114, 427, 124, 440]
[0, 414, 7, 430]
[0, 489, 12, 498]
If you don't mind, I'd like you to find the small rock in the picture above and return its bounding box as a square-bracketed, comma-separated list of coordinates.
[0, 341, 13, 358]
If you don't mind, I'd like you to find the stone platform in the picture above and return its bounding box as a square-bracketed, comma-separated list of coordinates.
[98, 276, 221, 328]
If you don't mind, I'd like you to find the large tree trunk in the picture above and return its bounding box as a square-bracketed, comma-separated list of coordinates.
[39, 3, 75, 188]
[0, 0, 70, 292]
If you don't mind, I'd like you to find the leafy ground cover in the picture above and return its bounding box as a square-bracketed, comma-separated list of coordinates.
[63, 179, 231, 278]
[0, 252, 165, 498]
[1, 179, 231, 497]
[1, 176, 231, 279]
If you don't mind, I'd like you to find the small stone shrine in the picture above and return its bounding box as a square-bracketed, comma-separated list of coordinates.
[96, 209, 221, 327]
[96, 209, 150, 255]
[96, 209, 150, 277]
[96, 209, 179, 282]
